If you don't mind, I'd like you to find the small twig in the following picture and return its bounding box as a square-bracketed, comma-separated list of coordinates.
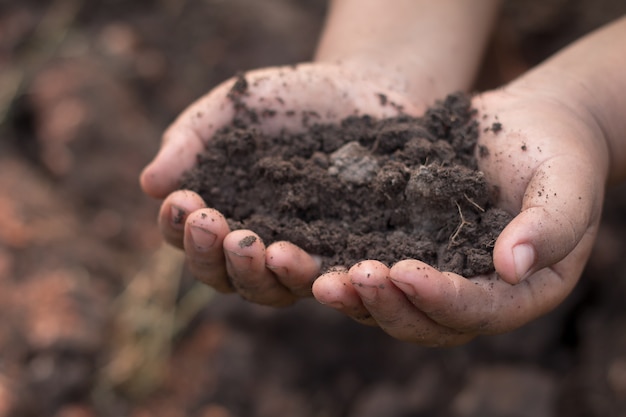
[97, 244, 185, 400]
[464, 193, 485, 212]
[173, 281, 215, 339]
[449, 200, 472, 247]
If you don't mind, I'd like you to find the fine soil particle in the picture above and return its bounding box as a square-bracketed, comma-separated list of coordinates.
[181, 85, 512, 277]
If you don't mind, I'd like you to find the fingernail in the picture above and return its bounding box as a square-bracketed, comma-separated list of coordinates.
[353, 282, 378, 301]
[318, 300, 345, 310]
[170, 205, 186, 229]
[266, 264, 288, 276]
[225, 250, 253, 266]
[389, 278, 417, 297]
[189, 225, 216, 252]
[513, 244, 535, 282]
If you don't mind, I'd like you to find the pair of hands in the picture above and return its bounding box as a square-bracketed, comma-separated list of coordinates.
[140, 63, 607, 346]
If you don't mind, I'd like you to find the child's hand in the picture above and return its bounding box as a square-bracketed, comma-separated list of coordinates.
[313, 86, 609, 345]
[140, 63, 423, 306]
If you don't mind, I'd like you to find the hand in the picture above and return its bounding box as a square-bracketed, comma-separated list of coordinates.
[140, 63, 423, 306]
[313, 85, 609, 346]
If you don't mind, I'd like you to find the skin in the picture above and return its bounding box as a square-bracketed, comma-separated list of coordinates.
[141, 1, 626, 345]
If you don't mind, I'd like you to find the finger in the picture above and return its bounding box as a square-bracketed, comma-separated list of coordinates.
[158, 190, 206, 249]
[312, 268, 375, 326]
[493, 154, 603, 284]
[389, 260, 501, 331]
[223, 230, 297, 307]
[184, 208, 232, 293]
[389, 258, 583, 335]
[265, 241, 321, 297]
[140, 81, 234, 199]
[350, 261, 472, 346]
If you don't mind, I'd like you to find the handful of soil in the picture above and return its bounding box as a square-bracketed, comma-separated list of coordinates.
[181, 91, 512, 277]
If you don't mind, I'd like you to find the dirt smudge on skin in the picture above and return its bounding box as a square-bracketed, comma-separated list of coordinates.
[239, 235, 258, 248]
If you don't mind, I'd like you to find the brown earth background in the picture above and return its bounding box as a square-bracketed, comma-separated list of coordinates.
[1, 1, 626, 416]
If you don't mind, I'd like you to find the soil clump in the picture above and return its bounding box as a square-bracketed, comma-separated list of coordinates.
[181, 81, 512, 276]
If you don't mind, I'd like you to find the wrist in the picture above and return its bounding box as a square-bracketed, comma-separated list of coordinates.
[314, 0, 500, 106]
[316, 58, 453, 108]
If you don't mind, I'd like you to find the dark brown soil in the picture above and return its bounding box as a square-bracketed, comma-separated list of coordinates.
[182, 84, 511, 276]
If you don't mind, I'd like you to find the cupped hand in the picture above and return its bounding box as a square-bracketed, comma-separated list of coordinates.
[140, 62, 423, 306]
[313, 86, 609, 345]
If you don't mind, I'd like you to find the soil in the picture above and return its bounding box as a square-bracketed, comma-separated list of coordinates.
[2, 1, 626, 416]
[182, 85, 512, 276]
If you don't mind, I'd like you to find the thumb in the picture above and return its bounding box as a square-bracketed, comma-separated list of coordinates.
[140, 79, 236, 199]
[140, 125, 208, 199]
[493, 154, 603, 284]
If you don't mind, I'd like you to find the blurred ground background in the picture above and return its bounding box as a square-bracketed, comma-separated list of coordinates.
[1, 0, 626, 416]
